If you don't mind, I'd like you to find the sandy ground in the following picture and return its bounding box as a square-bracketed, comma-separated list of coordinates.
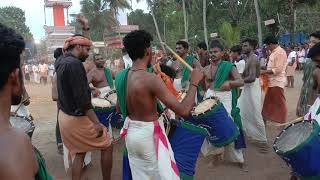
[26, 72, 303, 180]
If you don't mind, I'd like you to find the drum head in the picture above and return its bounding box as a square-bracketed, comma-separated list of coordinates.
[10, 116, 33, 133]
[92, 98, 111, 108]
[106, 91, 117, 105]
[274, 121, 313, 153]
[192, 98, 217, 116]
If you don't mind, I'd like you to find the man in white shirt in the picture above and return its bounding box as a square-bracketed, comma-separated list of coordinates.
[48, 63, 55, 82]
[286, 46, 298, 88]
[297, 45, 306, 70]
[32, 63, 40, 84]
[122, 48, 132, 69]
[230, 45, 246, 75]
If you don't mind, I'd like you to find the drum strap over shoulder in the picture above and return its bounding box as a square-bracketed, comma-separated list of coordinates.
[181, 55, 194, 88]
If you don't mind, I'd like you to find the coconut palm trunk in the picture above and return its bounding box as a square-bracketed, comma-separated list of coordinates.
[151, 10, 166, 53]
[203, 0, 208, 47]
[182, 0, 188, 41]
[254, 0, 262, 46]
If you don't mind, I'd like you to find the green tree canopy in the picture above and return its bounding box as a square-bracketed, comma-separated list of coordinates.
[0, 6, 33, 40]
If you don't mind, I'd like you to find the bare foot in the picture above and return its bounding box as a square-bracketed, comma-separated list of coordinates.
[238, 162, 248, 172]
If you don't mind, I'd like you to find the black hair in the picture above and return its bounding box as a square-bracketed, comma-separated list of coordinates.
[209, 40, 224, 51]
[310, 31, 320, 40]
[242, 38, 258, 48]
[263, 36, 278, 45]
[176, 40, 189, 49]
[307, 42, 320, 59]
[0, 23, 25, 90]
[123, 30, 153, 61]
[197, 42, 207, 50]
[160, 64, 176, 79]
[54, 48, 63, 59]
[122, 47, 127, 54]
[230, 45, 242, 54]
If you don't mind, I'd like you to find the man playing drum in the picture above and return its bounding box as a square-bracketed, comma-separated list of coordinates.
[304, 43, 320, 124]
[87, 53, 115, 98]
[0, 23, 52, 180]
[115, 30, 203, 179]
[171, 40, 202, 91]
[203, 40, 246, 167]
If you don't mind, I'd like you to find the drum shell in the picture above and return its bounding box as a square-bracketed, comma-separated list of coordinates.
[169, 121, 207, 179]
[273, 121, 320, 178]
[191, 103, 239, 147]
[94, 107, 115, 128]
[10, 116, 35, 138]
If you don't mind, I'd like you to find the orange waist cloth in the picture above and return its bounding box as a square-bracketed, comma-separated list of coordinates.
[58, 111, 111, 155]
[260, 74, 269, 93]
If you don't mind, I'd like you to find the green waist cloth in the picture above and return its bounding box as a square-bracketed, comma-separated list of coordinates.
[34, 147, 52, 180]
[213, 61, 243, 131]
[104, 68, 114, 89]
[181, 55, 194, 88]
[115, 68, 164, 118]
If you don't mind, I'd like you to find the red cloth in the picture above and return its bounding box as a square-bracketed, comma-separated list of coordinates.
[262, 86, 288, 123]
[63, 36, 92, 50]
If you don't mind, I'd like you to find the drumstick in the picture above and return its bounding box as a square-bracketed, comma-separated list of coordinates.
[275, 116, 304, 127]
[161, 42, 193, 71]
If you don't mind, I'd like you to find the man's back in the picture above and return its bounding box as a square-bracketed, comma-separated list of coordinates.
[0, 129, 37, 180]
[126, 70, 158, 122]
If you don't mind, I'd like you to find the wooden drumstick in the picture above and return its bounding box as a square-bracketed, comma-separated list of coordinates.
[161, 42, 193, 71]
[275, 116, 304, 127]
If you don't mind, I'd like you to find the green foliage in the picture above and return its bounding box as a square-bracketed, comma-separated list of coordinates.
[0, 6, 33, 40]
[218, 22, 240, 48]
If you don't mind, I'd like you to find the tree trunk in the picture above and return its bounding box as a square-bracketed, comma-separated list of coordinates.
[254, 0, 262, 46]
[203, 0, 208, 47]
[151, 10, 166, 54]
[182, 0, 188, 42]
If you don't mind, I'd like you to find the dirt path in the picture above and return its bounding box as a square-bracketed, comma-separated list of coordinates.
[27, 72, 303, 180]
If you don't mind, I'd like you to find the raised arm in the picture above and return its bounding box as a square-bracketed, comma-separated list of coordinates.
[151, 69, 203, 117]
[77, 15, 91, 39]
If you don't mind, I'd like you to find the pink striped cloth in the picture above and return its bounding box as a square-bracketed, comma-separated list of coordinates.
[120, 117, 180, 180]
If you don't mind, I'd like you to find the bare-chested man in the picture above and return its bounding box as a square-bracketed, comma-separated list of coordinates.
[115, 30, 203, 179]
[172, 40, 202, 91]
[238, 38, 268, 152]
[0, 24, 38, 180]
[203, 40, 245, 167]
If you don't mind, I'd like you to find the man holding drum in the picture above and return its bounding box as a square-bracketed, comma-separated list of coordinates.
[203, 40, 246, 167]
[0, 24, 39, 180]
[172, 40, 202, 91]
[115, 30, 204, 179]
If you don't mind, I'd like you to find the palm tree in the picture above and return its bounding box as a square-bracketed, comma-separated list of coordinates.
[254, 0, 262, 46]
[108, 0, 131, 15]
[182, 0, 188, 42]
[203, 0, 208, 47]
[137, 0, 166, 53]
[81, 0, 118, 41]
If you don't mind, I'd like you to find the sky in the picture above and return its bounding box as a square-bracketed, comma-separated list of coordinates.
[0, 0, 148, 40]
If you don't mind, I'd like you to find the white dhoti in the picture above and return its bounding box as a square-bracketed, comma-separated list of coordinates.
[305, 97, 320, 125]
[201, 89, 244, 163]
[174, 78, 183, 92]
[121, 117, 180, 180]
[238, 79, 267, 143]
